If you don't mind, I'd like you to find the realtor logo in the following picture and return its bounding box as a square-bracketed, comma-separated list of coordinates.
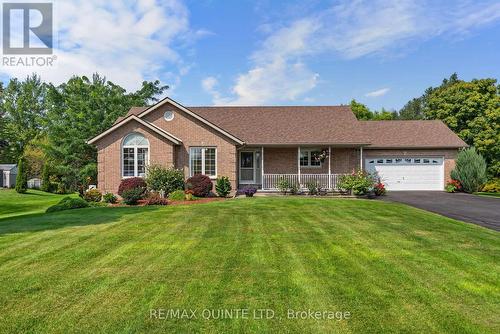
[2, 2, 53, 55]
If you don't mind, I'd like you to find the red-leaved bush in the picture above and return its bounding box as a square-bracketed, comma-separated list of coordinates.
[145, 192, 168, 206]
[185, 174, 213, 197]
[118, 177, 146, 196]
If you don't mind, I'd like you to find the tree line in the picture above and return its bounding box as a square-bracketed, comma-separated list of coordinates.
[0, 74, 168, 193]
[350, 74, 499, 176]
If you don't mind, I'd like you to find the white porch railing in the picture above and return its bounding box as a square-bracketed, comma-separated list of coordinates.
[262, 174, 344, 191]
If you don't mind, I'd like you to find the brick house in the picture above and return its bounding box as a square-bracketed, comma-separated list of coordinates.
[87, 97, 466, 193]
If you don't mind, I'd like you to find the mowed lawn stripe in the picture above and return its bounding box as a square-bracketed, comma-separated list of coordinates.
[0, 197, 498, 333]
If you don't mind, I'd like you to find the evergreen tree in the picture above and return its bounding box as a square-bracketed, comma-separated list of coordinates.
[40, 163, 51, 193]
[15, 157, 27, 193]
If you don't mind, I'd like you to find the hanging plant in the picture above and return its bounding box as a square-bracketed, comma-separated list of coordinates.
[314, 149, 329, 163]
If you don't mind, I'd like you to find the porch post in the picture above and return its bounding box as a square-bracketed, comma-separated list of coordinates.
[261, 147, 264, 190]
[328, 146, 332, 189]
[297, 146, 301, 186]
[360, 146, 364, 170]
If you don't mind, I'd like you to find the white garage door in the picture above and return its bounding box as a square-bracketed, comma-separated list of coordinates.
[365, 157, 444, 191]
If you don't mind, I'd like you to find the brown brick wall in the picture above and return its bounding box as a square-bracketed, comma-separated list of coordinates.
[331, 148, 360, 173]
[95, 120, 175, 194]
[262, 147, 358, 174]
[363, 149, 458, 183]
[143, 103, 238, 189]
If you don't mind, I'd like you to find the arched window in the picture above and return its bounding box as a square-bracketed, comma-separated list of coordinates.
[122, 133, 149, 177]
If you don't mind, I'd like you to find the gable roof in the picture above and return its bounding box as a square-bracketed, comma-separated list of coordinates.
[103, 99, 466, 149]
[139, 98, 245, 145]
[360, 120, 467, 148]
[87, 115, 182, 145]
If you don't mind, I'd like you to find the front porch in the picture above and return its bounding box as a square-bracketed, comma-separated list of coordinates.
[238, 146, 365, 191]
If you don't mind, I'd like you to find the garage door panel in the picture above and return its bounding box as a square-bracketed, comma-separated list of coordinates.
[365, 157, 444, 191]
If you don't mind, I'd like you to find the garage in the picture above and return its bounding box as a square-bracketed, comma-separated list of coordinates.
[365, 157, 444, 191]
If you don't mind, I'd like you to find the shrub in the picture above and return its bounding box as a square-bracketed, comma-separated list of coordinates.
[242, 185, 257, 197]
[482, 178, 500, 193]
[118, 177, 146, 196]
[277, 177, 290, 195]
[450, 147, 487, 193]
[215, 176, 232, 198]
[84, 188, 102, 202]
[145, 164, 184, 196]
[168, 189, 186, 201]
[15, 158, 27, 193]
[55, 182, 67, 194]
[185, 174, 213, 197]
[121, 188, 145, 205]
[290, 182, 300, 195]
[338, 170, 375, 196]
[373, 182, 386, 196]
[306, 181, 319, 195]
[184, 190, 195, 201]
[145, 192, 168, 206]
[103, 193, 118, 204]
[46, 197, 89, 213]
[445, 179, 461, 193]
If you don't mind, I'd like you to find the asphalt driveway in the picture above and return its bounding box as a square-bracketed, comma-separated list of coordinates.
[382, 191, 500, 231]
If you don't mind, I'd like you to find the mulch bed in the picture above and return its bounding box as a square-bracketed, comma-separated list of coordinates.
[110, 197, 226, 207]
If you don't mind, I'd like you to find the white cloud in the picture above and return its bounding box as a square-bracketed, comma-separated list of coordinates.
[1, 0, 200, 91]
[210, 0, 500, 105]
[209, 19, 320, 105]
[365, 88, 390, 97]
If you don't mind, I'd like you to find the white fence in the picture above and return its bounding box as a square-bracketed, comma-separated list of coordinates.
[262, 174, 344, 191]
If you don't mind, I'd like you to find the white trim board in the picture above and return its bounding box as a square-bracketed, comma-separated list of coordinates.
[87, 115, 182, 145]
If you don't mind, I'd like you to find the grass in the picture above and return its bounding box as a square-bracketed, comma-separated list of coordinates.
[0, 189, 77, 219]
[474, 192, 500, 198]
[0, 196, 498, 333]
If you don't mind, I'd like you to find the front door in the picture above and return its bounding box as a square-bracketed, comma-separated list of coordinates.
[240, 151, 255, 184]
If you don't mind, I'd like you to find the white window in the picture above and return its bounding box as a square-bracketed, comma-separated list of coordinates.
[122, 133, 149, 177]
[300, 149, 321, 167]
[189, 147, 217, 177]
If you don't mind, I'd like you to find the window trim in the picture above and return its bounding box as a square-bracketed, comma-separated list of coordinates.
[299, 149, 322, 168]
[121, 133, 150, 178]
[189, 147, 217, 178]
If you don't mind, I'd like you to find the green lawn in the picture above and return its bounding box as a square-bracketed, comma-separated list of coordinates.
[475, 192, 500, 198]
[0, 189, 77, 219]
[0, 197, 498, 333]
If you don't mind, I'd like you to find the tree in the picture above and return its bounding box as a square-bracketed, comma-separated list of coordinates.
[399, 97, 424, 120]
[15, 157, 27, 193]
[40, 163, 51, 192]
[350, 99, 373, 120]
[373, 108, 396, 120]
[424, 76, 499, 176]
[23, 137, 47, 178]
[451, 147, 487, 193]
[0, 75, 47, 163]
[398, 73, 460, 120]
[44, 74, 168, 191]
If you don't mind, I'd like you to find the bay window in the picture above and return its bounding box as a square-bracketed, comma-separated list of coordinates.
[189, 147, 216, 177]
[122, 133, 149, 177]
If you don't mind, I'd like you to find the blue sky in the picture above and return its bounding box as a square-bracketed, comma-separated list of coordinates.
[1, 0, 499, 111]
